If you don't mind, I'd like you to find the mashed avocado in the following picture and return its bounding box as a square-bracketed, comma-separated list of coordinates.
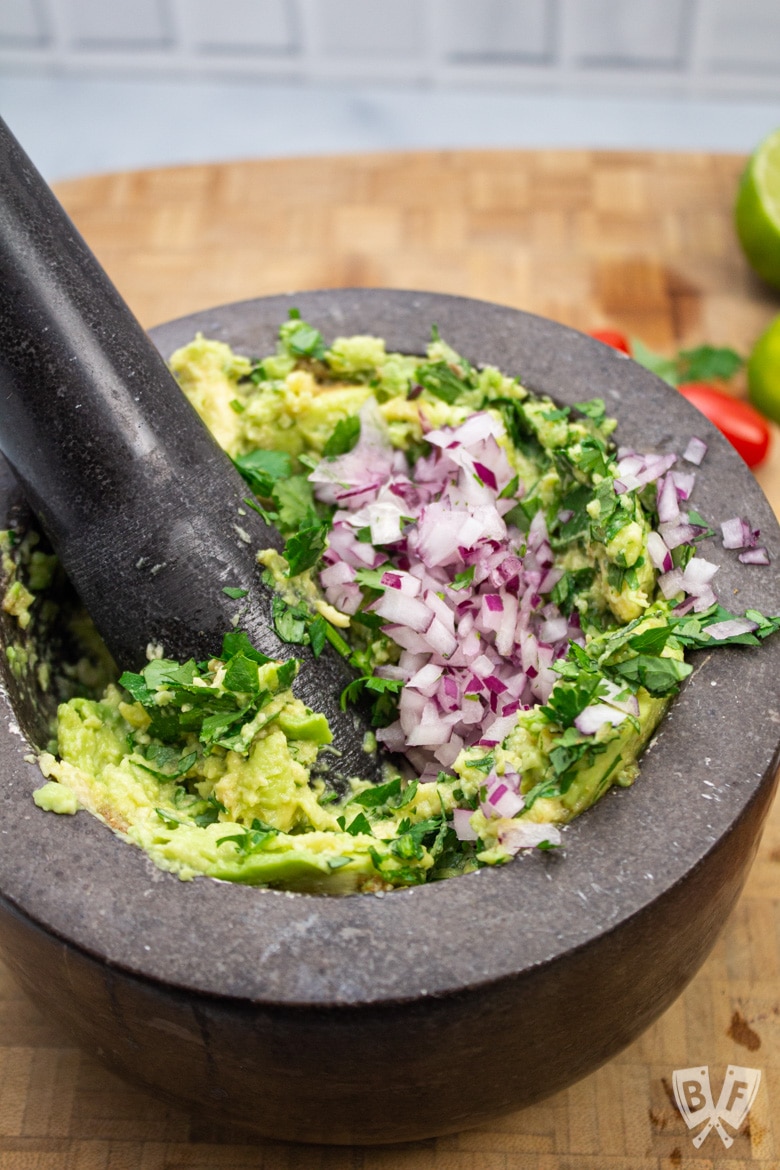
[25, 313, 779, 894]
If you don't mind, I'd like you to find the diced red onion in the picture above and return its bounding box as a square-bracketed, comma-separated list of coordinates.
[657, 475, 681, 524]
[646, 531, 673, 573]
[738, 547, 771, 565]
[659, 521, 700, 550]
[683, 436, 707, 465]
[692, 585, 717, 612]
[658, 568, 685, 599]
[574, 704, 628, 736]
[681, 557, 719, 595]
[498, 820, 562, 854]
[320, 561, 355, 588]
[706, 618, 759, 640]
[484, 783, 524, 819]
[453, 808, 479, 841]
[373, 591, 433, 632]
[671, 471, 696, 501]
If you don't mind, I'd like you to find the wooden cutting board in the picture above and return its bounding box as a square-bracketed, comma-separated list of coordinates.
[0, 149, 778, 1168]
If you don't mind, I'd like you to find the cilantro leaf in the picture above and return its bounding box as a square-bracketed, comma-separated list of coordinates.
[611, 654, 692, 695]
[222, 586, 248, 600]
[118, 670, 154, 705]
[342, 811, 372, 837]
[279, 312, 327, 360]
[540, 673, 608, 729]
[678, 345, 743, 383]
[221, 630, 272, 664]
[308, 615, 328, 657]
[340, 674, 403, 725]
[468, 753, 496, 773]
[573, 398, 607, 423]
[627, 625, 673, 654]
[283, 524, 329, 577]
[272, 596, 309, 644]
[273, 476, 320, 533]
[630, 338, 680, 386]
[323, 415, 361, 458]
[354, 566, 390, 590]
[350, 776, 402, 808]
[631, 339, 744, 388]
[222, 653, 260, 694]
[217, 817, 279, 855]
[415, 360, 472, 404]
[450, 565, 475, 591]
[193, 794, 228, 828]
[232, 449, 291, 498]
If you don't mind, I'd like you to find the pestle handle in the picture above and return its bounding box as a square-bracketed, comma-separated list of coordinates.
[0, 116, 381, 781]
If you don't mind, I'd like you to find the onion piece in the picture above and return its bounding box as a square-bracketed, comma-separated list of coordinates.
[574, 704, 628, 736]
[498, 820, 562, 854]
[373, 591, 433, 632]
[738, 547, 771, 565]
[706, 618, 759, 640]
[453, 808, 479, 841]
[682, 436, 707, 465]
[646, 531, 673, 573]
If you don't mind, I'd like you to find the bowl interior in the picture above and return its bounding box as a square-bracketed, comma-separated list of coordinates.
[1, 288, 778, 1007]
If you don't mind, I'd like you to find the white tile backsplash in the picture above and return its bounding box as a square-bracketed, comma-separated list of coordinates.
[2, 0, 780, 98]
[707, 0, 780, 74]
[317, 0, 427, 58]
[0, 0, 48, 47]
[186, 0, 297, 55]
[571, 0, 690, 68]
[64, 0, 171, 49]
[441, 0, 553, 64]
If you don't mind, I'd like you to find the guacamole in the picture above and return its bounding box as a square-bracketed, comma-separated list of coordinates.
[23, 313, 780, 894]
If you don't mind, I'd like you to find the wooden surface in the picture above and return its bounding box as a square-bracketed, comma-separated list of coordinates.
[3, 148, 779, 1168]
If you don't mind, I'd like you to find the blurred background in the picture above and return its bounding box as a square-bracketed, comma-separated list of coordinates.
[3, 0, 780, 181]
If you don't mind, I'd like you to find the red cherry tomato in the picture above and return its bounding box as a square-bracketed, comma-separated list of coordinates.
[677, 382, 770, 469]
[590, 329, 632, 355]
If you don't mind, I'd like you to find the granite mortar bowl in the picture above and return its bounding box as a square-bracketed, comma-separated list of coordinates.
[0, 289, 779, 1145]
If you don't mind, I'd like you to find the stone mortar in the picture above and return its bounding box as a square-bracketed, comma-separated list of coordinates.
[0, 290, 777, 1144]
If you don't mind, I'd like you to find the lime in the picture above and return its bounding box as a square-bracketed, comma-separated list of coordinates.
[747, 313, 780, 423]
[735, 127, 780, 289]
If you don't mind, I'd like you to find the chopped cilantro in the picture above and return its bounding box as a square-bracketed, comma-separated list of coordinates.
[193, 794, 228, 828]
[350, 776, 402, 808]
[415, 360, 473, 404]
[354, 566, 390, 590]
[222, 629, 272, 664]
[222, 586, 248, 600]
[678, 344, 743, 383]
[341, 811, 372, 837]
[611, 654, 692, 695]
[273, 476, 320, 533]
[631, 339, 743, 387]
[450, 565, 476, 591]
[573, 398, 607, 423]
[272, 596, 310, 644]
[469, 753, 496, 773]
[232, 449, 291, 498]
[308, 615, 328, 658]
[323, 415, 361, 458]
[279, 311, 327, 360]
[217, 817, 279, 854]
[340, 674, 403, 726]
[283, 524, 329, 577]
[156, 808, 184, 829]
